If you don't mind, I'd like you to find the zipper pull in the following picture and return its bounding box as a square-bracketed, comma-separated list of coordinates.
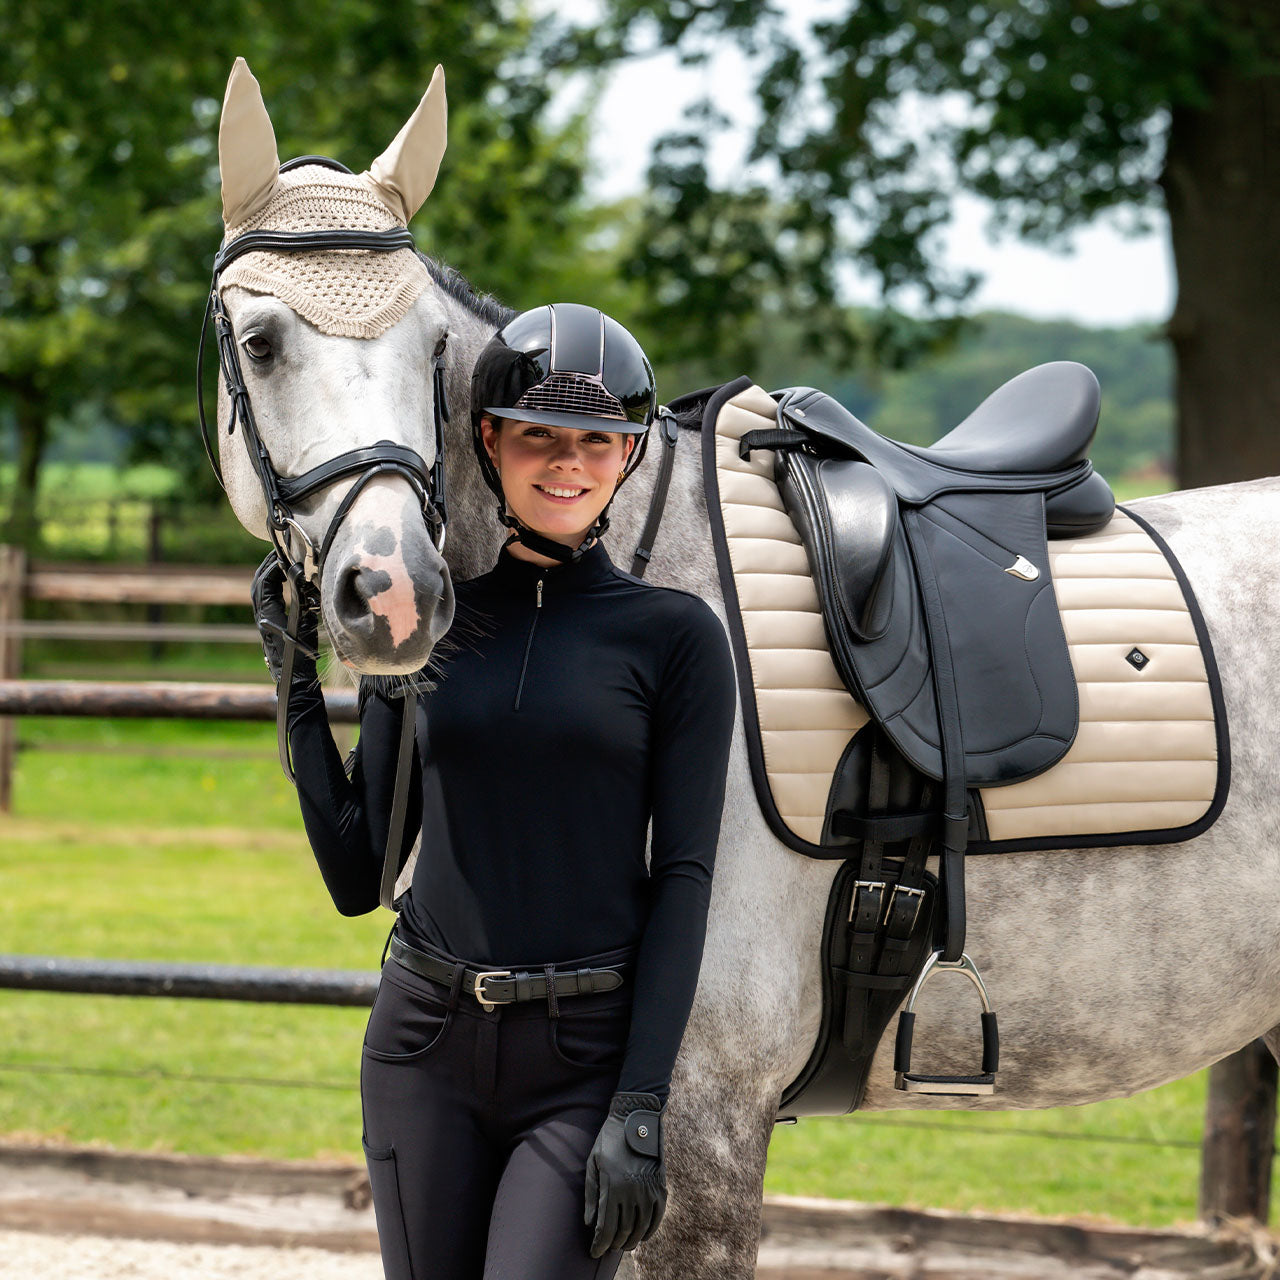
[536, 578, 543, 608]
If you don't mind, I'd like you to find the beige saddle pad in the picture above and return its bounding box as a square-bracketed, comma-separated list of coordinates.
[705, 382, 1228, 854]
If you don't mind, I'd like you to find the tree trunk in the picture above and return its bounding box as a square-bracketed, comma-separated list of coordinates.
[1200, 1041, 1277, 1222]
[2, 387, 49, 554]
[1163, 13, 1280, 487]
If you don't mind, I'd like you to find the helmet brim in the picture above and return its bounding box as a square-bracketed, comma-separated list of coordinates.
[484, 406, 650, 435]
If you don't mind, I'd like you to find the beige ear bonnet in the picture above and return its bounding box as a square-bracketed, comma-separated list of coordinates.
[220, 166, 432, 338]
[217, 59, 446, 339]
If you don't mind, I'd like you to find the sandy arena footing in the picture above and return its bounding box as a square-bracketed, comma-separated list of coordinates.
[0, 1143, 1272, 1279]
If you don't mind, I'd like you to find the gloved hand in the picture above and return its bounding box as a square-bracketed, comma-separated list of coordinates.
[584, 1091, 667, 1258]
[251, 552, 320, 686]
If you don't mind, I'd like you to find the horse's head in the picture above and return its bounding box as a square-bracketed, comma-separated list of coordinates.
[207, 59, 455, 675]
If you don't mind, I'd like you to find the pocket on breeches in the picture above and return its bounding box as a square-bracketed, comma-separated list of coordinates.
[547, 997, 632, 1071]
[363, 966, 453, 1062]
[363, 1140, 414, 1280]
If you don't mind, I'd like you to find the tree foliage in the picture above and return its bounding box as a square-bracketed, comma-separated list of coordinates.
[585, 0, 1268, 304]
[579, 1, 1280, 484]
[0, 0, 621, 547]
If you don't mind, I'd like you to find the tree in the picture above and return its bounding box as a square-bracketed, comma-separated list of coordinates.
[583, 0, 1280, 486]
[0, 1, 625, 551]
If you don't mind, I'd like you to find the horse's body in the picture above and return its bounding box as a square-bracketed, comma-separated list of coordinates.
[210, 70, 1280, 1280]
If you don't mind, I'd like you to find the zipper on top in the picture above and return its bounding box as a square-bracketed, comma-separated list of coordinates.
[512, 575, 544, 711]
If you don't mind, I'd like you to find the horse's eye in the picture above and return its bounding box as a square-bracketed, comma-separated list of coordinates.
[242, 332, 273, 362]
[433, 334, 448, 359]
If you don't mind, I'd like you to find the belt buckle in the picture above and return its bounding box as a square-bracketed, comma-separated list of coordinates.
[472, 969, 513, 1012]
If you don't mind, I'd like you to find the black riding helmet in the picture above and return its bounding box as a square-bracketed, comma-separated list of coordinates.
[470, 303, 657, 563]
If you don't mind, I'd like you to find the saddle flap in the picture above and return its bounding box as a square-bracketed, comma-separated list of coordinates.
[775, 452, 898, 641]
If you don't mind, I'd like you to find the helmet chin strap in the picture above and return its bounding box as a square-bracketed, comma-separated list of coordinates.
[496, 498, 618, 566]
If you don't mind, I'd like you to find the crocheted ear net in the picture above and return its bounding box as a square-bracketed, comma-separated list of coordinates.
[219, 165, 431, 338]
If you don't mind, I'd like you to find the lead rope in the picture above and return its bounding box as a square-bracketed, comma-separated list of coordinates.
[379, 686, 420, 911]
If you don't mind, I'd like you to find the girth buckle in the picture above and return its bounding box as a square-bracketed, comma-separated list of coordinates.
[885, 883, 926, 933]
[472, 970, 513, 1012]
[849, 880, 887, 925]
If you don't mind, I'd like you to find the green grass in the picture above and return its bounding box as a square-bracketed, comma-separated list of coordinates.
[765, 1085, 1209, 1225]
[0, 720, 1227, 1223]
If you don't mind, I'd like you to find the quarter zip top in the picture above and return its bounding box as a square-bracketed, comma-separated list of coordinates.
[512, 573, 544, 712]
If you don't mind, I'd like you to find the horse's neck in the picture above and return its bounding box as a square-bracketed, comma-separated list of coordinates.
[437, 292, 507, 581]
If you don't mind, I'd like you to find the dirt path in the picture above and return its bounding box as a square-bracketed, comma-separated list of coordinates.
[0, 1143, 1270, 1279]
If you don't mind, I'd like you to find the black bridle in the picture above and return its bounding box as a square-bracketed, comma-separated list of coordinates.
[197, 157, 448, 589]
[198, 158, 448, 909]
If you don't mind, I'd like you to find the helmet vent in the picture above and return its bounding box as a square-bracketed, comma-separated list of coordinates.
[515, 373, 627, 421]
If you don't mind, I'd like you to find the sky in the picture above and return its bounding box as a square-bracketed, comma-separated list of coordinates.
[575, 31, 1175, 330]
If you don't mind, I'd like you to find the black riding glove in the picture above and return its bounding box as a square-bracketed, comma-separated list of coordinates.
[584, 1091, 667, 1258]
[251, 552, 320, 688]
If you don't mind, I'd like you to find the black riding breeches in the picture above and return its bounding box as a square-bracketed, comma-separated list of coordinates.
[360, 937, 634, 1280]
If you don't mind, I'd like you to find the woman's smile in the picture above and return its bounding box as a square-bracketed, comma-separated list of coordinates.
[534, 482, 591, 503]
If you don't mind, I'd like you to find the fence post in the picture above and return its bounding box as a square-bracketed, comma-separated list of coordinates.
[147, 503, 165, 662]
[0, 545, 26, 812]
[1200, 1040, 1278, 1222]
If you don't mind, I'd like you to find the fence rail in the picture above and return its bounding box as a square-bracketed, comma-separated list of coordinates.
[0, 955, 376, 1006]
[0, 679, 357, 722]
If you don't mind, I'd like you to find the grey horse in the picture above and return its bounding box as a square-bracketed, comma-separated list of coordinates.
[212, 62, 1280, 1279]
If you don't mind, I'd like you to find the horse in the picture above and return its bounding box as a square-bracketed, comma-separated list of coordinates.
[207, 62, 1280, 1279]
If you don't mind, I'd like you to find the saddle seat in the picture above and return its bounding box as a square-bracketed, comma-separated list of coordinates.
[899, 361, 1101, 474]
[756, 361, 1118, 794]
[776, 362, 1113, 534]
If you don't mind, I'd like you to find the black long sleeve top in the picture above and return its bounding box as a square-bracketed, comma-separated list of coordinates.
[287, 538, 736, 1101]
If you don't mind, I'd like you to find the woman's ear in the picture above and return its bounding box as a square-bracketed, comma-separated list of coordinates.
[623, 435, 637, 462]
[479, 416, 500, 467]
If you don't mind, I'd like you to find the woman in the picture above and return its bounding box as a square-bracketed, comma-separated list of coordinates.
[255, 303, 736, 1279]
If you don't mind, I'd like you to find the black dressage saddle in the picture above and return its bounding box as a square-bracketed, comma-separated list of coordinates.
[739, 361, 1116, 1099]
[753, 362, 1115, 790]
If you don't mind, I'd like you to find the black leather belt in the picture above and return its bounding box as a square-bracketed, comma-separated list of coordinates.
[388, 935, 628, 1011]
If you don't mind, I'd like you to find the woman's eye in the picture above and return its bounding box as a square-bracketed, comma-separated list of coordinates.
[242, 333, 273, 361]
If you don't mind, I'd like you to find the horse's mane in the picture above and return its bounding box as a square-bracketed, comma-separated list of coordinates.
[418, 254, 515, 331]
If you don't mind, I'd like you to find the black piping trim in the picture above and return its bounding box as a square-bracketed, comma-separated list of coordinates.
[701, 377, 845, 860]
[966, 503, 1230, 854]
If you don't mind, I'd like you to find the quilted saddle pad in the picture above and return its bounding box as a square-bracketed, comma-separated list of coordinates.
[702, 380, 1229, 855]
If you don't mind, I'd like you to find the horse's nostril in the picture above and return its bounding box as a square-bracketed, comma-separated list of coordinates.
[335, 566, 375, 628]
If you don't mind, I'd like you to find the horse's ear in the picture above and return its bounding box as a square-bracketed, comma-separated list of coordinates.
[219, 57, 280, 226]
[366, 64, 447, 224]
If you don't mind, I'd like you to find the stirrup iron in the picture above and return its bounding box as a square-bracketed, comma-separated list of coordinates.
[893, 951, 999, 1096]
